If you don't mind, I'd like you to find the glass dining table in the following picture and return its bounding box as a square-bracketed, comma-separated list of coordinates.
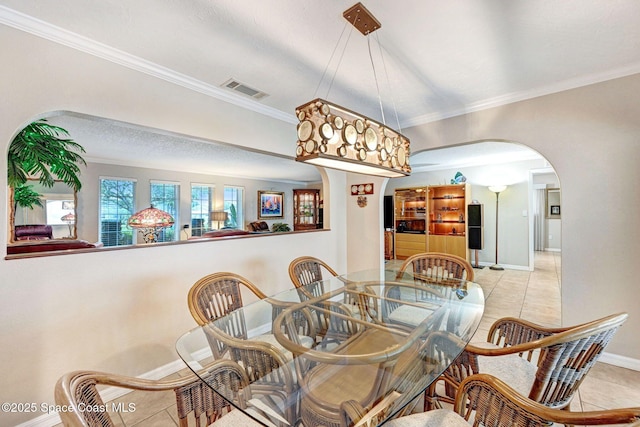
[176, 267, 484, 427]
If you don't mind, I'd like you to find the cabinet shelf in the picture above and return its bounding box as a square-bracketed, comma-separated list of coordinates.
[427, 184, 470, 261]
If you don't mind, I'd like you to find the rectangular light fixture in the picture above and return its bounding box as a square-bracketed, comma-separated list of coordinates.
[295, 99, 411, 178]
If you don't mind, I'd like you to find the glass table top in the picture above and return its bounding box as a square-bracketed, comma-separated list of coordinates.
[176, 267, 484, 426]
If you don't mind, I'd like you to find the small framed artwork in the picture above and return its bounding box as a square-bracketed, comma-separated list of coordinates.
[258, 191, 284, 219]
[546, 188, 561, 218]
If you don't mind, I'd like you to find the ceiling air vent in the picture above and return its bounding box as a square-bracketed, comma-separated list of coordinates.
[222, 79, 269, 100]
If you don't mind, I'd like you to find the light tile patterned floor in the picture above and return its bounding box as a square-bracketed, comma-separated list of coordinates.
[55, 252, 640, 426]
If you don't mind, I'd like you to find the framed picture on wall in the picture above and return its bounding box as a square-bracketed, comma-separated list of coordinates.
[546, 188, 561, 218]
[258, 191, 284, 219]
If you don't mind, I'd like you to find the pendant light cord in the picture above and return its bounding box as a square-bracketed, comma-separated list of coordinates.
[367, 35, 386, 125]
[314, 9, 402, 133]
[314, 21, 353, 100]
[375, 32, 402, 133]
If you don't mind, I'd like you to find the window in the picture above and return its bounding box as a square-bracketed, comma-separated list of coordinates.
[151, 181, 179, 242]
[191, 184, 214, 237]
[224, 186, 244, 229]
[100, 178, 135, 247]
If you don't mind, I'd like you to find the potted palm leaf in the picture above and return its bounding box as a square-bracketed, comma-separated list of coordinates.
[7, 119, 86, 241]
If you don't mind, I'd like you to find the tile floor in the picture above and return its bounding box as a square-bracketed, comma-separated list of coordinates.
[55, 251, 640, 426]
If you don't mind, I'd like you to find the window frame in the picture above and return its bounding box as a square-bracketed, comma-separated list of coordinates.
[150, 180, 180, 242]
[190, 183, 215, 237]
[99, 176, 137, 247]
[223, 185, 244, 230]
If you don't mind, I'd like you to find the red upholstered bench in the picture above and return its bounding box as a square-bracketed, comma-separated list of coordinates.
[7, 239, 103, 255]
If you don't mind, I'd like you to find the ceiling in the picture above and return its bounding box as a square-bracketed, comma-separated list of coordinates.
[3, 1, 639, 180]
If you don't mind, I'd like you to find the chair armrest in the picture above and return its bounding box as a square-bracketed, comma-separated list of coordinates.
[487, 316, 572, 347]
[464, 338, 551, 357]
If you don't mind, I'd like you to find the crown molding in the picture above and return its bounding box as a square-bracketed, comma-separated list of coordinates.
[0, 5, 297, 125]
[402, 61, 640, 129]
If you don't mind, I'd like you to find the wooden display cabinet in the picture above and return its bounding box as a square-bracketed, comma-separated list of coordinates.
[293, 189, 320, 231]
[394, 187, 427, 259]
[428, 184, 470, 260]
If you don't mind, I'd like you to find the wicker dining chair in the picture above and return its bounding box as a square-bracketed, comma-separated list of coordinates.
[288, 256, 359, 345]
[188, 271, 316, 360]
[396, 252, 475, 282]
[188, 272, 268, 327]
[288, 256, 339, 299]
[426, 312, 628, 412]
[364, 373, 640, 427]
[204, 321, 301, 425]
[382, 252, 472, 330]
[54, 359, 261, 427]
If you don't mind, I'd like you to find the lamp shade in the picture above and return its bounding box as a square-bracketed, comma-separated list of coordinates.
[128, 206, 174, 229]
[210, 211, 229, 222]
[295, 99, 411, 178]
[488, 185, 507, 193]
[60, 213, 75, 222]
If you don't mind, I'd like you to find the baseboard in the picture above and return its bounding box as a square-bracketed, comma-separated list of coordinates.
[476, 261, 531, 271]
[600, 351, 640, 372]
[544, 248, 561, 252]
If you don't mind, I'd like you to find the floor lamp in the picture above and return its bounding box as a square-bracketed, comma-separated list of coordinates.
[488, 185, 507, 270]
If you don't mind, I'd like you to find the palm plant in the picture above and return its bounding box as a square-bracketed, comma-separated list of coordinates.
[8, 119, 86, 191]
[8, 119, 86, 241]
[12, 184, 43, 212]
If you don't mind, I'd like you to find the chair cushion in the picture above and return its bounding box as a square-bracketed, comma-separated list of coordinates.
[385, 409, 468, 427]
[211, 408, 263, 426]
[387, 304, 435, 326]
[477, 344, 537, 397]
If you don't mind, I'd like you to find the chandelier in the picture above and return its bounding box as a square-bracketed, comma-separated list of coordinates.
[295, 3, 411, 178]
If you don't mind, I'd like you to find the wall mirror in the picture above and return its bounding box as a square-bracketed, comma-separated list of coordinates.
[10, 179, 78, 242]
[546, 188, 561, 219]
[6, 111, 323, 255]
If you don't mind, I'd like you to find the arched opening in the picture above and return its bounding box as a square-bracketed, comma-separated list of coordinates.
[381, 140, 562, 325]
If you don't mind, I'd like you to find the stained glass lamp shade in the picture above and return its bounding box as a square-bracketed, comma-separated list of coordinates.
[127, 206, 174, 243]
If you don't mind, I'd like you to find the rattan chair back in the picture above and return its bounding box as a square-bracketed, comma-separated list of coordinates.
[54, 360, 251, 427]
[204, 322, 299, 424]
[288, 256, 339, 300]
[188, 272, 267, 326]
[288, 256, 361, 344]
[396, 252, 474, 282]
[430, 312, 628, 411]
